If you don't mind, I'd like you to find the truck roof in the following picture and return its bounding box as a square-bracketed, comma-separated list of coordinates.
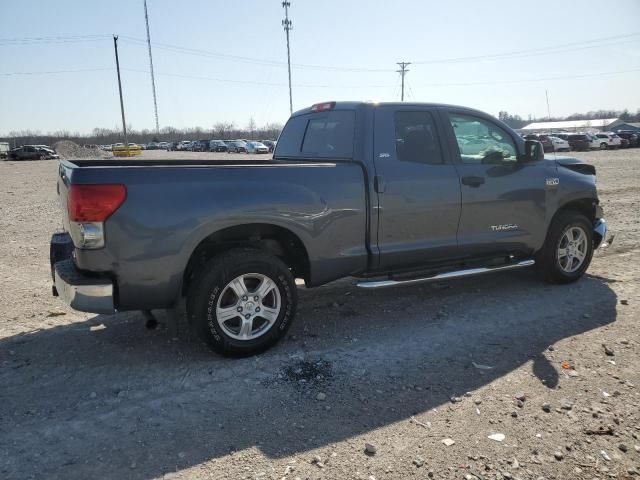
[292, 101, 491, 117]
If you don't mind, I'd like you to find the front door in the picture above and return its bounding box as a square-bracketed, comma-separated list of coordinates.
[372, 106, 461, 270]
[442, 109, 549, 257]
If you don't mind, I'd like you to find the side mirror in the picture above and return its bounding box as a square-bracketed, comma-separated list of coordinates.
[520, 139, 544, 162]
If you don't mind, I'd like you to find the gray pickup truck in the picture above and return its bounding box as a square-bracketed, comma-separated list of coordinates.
[50, 101, 608, 356]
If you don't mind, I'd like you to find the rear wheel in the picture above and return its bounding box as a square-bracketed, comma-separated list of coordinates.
[600, 142, 608, 150]
[536, 211, 594, 284]
[186, 249, 297, 356]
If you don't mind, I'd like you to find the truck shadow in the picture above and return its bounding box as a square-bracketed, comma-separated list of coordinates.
[1, 271, 617, 479]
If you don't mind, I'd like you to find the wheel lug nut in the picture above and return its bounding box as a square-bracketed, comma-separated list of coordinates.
[254, 296, 259, 301]
[237, 306, 243, 312]
[255, 307, 261, 313]
[244, 314, 251, 320]
[242, 295, 248, 301]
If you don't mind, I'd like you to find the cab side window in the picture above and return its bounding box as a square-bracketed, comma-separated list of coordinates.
[394, 111, 443, 164]
[448, 114, 517, 164]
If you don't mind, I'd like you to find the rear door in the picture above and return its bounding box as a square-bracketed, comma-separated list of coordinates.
[372, 105, 461, 269]
[441, 109, 548, 257]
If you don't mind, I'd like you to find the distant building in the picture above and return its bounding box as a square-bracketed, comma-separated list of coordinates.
[613, 122, 640, 132]
[521, 118, 623, 133]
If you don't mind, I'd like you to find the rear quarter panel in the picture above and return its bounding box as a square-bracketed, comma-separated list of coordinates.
[69, 162, 367, 310]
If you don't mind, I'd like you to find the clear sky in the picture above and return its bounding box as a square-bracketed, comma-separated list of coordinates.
[1, 0, 639, 135]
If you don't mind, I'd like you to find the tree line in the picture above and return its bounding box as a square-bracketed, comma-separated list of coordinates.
[0, 117, 283, 148]
[3, 108, 640, 147]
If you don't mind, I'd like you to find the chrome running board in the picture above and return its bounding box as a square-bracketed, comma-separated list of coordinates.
[356, 259, 535, 289]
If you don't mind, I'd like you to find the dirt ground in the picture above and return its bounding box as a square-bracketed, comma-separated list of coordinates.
[1, 149, 639, 480]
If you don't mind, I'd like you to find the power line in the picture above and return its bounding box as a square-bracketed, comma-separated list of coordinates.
[0, 67, 112, 76]
[0, 34, 112, 45]
[396, 62, 410, 101]
[412, 32, 640, 65]
[121, 67, 391, 88]
[426, 67, 640, 87]
[3, 65, 639, 90]
[117, 31, 640, 73]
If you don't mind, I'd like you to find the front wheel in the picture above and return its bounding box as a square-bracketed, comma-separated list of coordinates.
[535, 211, 594, 284]
[186, 249, 297, 356]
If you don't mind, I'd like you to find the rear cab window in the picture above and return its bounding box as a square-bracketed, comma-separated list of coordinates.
[275, 110, 355, 159]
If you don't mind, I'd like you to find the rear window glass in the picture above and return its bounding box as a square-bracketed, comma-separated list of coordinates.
[275, 110, 355, 158]
[568, 135, 587, 140]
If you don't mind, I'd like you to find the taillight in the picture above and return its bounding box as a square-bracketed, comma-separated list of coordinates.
[68, 184, 126, 222]
[311, 101, 336, 112]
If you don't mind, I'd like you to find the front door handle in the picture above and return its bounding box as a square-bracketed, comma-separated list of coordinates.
[461, 175, 485, 187]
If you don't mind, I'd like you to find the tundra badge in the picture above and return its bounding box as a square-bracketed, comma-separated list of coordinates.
[491, 224, 518, 232]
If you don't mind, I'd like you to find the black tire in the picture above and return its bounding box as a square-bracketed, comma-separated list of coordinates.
[186, 248, 297, 356]
[600, 143, 608, 150]
[535, 211, 594, 284]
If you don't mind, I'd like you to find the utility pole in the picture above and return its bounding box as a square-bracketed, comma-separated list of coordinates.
[545, 89, 551, 120]
[113, 35, 128, 147]
[396, 62, 411, 101]
[144, 0, 160, 137]
[282, 1, 293, 114]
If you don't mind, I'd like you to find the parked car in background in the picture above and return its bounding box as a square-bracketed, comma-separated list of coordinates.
[566, 134, 592, 151]
[209, 140, 228, 152]
[0, 142, 10, 159]
[176, 140, 192, 151]
[226, 140, 247, 153]
[167, 142, 179, 151]
[524, 134, 553, 152]
[245, 141, 270, 154]
[261, 140, 277, 152]
[192, 140, 210, 152]
[615, 131, 639, 147]
[594, 133, 621, 150]
[548, 136, 570, 152]
[9, 145, 59, 160]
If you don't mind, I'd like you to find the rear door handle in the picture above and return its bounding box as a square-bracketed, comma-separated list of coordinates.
[461, 176, 485, 187]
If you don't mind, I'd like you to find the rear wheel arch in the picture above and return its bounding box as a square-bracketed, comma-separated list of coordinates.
[181, 223, 310, 297]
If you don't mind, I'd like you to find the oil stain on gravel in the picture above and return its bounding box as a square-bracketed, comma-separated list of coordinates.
[266, 359, 333, 390]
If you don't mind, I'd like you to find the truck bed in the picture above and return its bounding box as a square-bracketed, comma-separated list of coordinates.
[57, 157, 370, 310]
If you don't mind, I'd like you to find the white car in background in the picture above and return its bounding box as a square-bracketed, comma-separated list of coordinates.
[176, 140, 192, 151]
[548, 136, 570, 152]
[593, 132, 622, 149]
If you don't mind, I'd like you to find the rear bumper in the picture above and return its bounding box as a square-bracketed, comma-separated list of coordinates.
[50, 233, 115, 314]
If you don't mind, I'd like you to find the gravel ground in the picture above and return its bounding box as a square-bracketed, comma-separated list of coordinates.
[1, 149, 639, 480]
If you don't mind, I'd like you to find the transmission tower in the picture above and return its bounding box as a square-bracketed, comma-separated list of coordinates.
[396, 62, 411, 101]
[282, 1, 293, 114]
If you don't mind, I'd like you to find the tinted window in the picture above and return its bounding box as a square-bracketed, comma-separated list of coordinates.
[394, 111, 443, 164]
[275, 110, 355, 158]
[448, 113, 517, 164]
[301, 111, 354, 157]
